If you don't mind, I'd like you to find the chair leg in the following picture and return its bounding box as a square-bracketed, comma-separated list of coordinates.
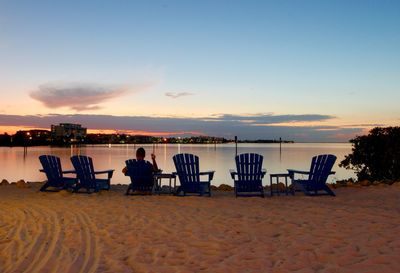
[323, 185, 336, 196]
[125, 185, 131, 195]
[39, 182, 50, 192]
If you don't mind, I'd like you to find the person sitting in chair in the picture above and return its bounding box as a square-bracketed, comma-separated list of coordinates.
[122, 147, 159, 175]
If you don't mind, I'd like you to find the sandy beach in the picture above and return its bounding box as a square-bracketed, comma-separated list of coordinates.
[1, 183, 399, 273]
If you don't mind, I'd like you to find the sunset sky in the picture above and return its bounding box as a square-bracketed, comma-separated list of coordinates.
[0, 0, 399, 141]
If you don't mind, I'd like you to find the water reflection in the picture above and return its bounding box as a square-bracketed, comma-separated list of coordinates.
[0, 143, 355, 185]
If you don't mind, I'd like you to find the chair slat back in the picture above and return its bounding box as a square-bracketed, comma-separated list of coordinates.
[71, 155, 96, 183]
[39, 155, 63, 181]
[309, 154, 337, 184]
[125, 159, 154, 187]
[173, 153, 200, 184]
[236, 153, 263, 182]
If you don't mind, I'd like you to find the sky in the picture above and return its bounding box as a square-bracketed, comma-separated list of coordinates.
[0, 0, 399, 141]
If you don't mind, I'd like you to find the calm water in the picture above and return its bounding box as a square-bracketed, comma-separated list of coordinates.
[0, 143, 355, 185]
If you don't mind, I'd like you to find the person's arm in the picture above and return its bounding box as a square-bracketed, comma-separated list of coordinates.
[122, 166, 127, 175]
[151, 153, 159, 172]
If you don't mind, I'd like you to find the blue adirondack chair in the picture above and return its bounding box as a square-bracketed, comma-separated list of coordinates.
[125, 159, 155, 195]
[39, 155, 77, 192]
[230, 153, 266, 197]
[288, 154, 337, 196]
[70, 155, 114, 193]
[173, 153, 214, 196]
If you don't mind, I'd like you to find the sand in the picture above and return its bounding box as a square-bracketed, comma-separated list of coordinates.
[1, 183, 400, 273]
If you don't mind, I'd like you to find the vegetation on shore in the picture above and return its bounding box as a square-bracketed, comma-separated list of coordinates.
[340, 126, 400, 182]
[0, 131, 293, 147]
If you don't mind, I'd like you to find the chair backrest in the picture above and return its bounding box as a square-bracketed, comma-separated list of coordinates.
[71, 155, 96, 182]
[173, 153, 200, 184]
[39, 155, 63, 181]
[125, 159, 154, 186]
[308, 154, 337, 184]
[235, 153, 264, 182]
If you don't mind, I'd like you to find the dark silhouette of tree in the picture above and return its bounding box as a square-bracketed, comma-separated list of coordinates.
[340, 127, 400, 181]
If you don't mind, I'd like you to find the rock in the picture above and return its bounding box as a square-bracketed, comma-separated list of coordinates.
[392, 181, 400, 187]
[381, 179, 394, 185]
[217, 184, 234, 191]
[0, 179, 9, 186]
[210, 185, 218, 191]
[270, 183, 286, 192]
[346, 181, 354, 187]
[359, 180, 371, 186]
[372, 180, 381, 185]
[327, 183, 335, 189]
[278, 182, 286, 191]
[335, 179, 348, 187]
[16, 179, 30, 188]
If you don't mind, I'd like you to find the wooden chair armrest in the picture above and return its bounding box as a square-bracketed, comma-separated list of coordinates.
[261, 168, 267, 178]
[229, 169, 237, 179]
[94, 169, 115, 179]
[199, 171, 215, 181]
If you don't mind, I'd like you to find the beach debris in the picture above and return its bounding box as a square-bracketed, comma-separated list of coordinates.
[359, 180, 371, 186]
[0, 179, 9, 186]
[269, 182, 287, 192]
[16, 179, 30, 188]
[217, 184, 234, 191]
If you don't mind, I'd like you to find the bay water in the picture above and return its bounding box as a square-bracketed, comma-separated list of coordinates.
[0, 143, 355, 186]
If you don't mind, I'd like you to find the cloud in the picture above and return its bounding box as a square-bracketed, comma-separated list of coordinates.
[0, 113, 366, 142]
[213, 114, 335, 124]
[165, 92, 194, 99]
[30, 82, 139, 111]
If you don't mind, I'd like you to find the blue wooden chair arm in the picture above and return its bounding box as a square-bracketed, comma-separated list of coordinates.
[261, 169, 267, 178]
[94, 169, 114, 179]
[230, 169, 266, 180]
[288, 169, 335, 178]
[40, 169, 75, 174]
[199, 171, 215, 181]
[229, 169, 236, 179]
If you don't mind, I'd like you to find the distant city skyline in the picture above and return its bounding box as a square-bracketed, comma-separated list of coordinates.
[1, 1, 399, 141]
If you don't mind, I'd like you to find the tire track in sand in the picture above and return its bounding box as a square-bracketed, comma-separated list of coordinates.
[1, 205, 40, 273]
[17, 203, 61, 273]
[71, 210, 101, 273]
[1, 199, 102, 273]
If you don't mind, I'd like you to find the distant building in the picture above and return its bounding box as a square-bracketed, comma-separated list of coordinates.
[27, 129, 51, 140]
[51, 123, 87, 142]
[12, 129, 51, 146]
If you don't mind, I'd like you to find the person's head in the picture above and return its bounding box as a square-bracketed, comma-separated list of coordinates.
[136, 147, 146, 160]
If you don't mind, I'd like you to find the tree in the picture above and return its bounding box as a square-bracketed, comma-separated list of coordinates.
[340, 127, 400, 181]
